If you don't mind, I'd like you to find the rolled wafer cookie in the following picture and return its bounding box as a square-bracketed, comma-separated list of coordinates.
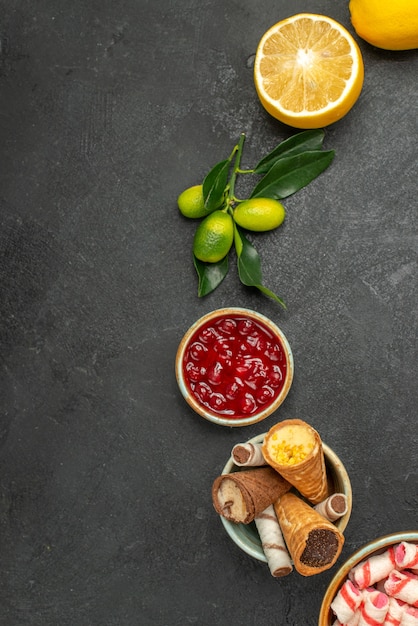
[330, 579, 362, 624]
[231, 442, 266, 467]
[274, 492, 345, 576]
[349, 546, 396, 589]
[212, 466, 291, 524]
[395, 541, 418, 571]
[384, 570, 418, 607]
[254, 505, 293, 578]
[402, 606, 418, 625]
[314, 493, 348, 522]
[358, 590, 388, 625]
[262, 419, 328, 504]
[385, 597, 405, 625]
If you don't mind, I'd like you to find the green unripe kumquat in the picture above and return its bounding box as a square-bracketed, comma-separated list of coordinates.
[178, 184, 213, 219]
[193, 210, 234, 263]
[233, 198, 286, 232]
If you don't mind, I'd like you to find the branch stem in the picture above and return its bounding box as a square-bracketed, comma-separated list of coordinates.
[227, 133, 246, 210]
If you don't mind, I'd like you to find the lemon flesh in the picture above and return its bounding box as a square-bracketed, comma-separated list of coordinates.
[254, 13, 364, 129]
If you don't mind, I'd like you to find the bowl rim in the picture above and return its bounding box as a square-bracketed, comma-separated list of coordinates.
[318, 531, 418, 626]
[175, 307, 294, 427]
[218, 431, 353, 562]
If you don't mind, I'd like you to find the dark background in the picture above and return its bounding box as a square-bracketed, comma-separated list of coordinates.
[0, 1, 417, 624]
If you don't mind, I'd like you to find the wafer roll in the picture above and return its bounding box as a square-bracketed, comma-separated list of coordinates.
[358, 590, 388, 626]
[384, 597, 405, 626]
[314, 493, 348, 522]
[232, 442, 266, 467]
[212, 467, 291, 524]
[395, 541, 418, 571]
[330, 579, 362, 623]
[262, 419, 328, 504]
[402, 606, 418, 625]
[384, 570, 418, 607]
[254, 505, 293, 577]
[274, 492, 344, 576]
[349, 546, 396, 589]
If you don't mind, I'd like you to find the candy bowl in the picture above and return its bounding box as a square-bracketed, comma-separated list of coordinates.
[318, 532, 418, 626]
[175, 307, 294, 427]
[216, 431, 352, 574]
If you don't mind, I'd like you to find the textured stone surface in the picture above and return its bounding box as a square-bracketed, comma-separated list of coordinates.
[0, 1, 417, 624]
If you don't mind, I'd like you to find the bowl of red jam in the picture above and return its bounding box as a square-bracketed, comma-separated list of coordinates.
[175, 308, 294, 426]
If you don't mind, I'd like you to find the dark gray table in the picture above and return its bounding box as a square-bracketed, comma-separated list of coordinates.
[0, 1, 417, 624]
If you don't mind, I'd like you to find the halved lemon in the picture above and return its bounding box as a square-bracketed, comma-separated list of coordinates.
[254, 13, 364, 129]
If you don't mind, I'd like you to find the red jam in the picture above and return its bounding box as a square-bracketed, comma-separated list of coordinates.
[182, 314, 287, 419]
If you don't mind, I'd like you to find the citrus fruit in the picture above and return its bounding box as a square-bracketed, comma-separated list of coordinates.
[178, 185, 213, 219]
[233, 198, 286, 232]
[254, 13, 364, 129]
[193, 210, 234, 263]
[349, 0, 418, 50]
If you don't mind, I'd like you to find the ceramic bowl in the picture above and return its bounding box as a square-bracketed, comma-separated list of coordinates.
[318, 531, 418, 625]
[175, 307, 294, 427]
[219, 432, 352, 562]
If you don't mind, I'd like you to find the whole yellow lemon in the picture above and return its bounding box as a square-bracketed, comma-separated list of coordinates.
[349, 0, 418, 50]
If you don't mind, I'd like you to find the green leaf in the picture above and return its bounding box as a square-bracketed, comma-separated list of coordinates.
[254, 130, 325, 175]
[234, 226, 286, 308]
[202, 159, 230, 211]
[193, 254, 229, 297]
[250, 150, 335, 200]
